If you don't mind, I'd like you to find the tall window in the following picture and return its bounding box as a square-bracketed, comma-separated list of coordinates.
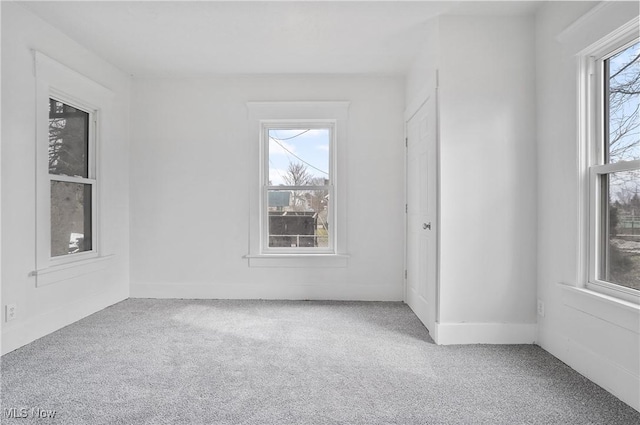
[34, 51, 113, 286]
[589, 39, 640, 295]
[246, 102, 348, 266]
[48, 98, 96, 258]
[262, 124, 334, 253]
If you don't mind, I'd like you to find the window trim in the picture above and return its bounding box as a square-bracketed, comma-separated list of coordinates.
[246, 101, 350, 267]
[580, 27, 640, 303]
[34, 51, 113, 286]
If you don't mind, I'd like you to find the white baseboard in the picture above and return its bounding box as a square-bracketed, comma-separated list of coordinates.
[1, 288, 128, 355]
[539, 327, 639, 412]
[434, 322, 537, 345]
[130, 281, 403, 301]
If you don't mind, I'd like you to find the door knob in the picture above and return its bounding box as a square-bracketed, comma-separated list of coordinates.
[423, 222, 431, 230]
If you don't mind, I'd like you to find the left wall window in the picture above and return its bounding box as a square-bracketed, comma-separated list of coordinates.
[48, 98, 95, 257]
[34, 51, 113, 285]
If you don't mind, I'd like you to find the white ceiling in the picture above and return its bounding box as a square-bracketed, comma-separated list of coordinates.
[18, 1, 542, 77]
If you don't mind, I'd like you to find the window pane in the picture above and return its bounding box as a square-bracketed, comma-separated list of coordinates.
[268, 128, 330, 186]
[51, 181, 92, 257]
[267, 189, 329, 248]
[49, 99, 90, 177]
[600, 170, 640, 290]
[605, 41, 640, 164]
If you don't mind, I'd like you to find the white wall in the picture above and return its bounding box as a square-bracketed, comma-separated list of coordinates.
[1, 2, 131, 354]
[405, 18, 439, 112]
[129, 75, 405, 300]
[439, 15, 538, 335]
[535, 1, 640, 411]
[405, 15, 538, 344]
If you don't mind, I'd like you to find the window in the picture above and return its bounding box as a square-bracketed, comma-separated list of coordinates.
[263, 124, 333, 252]
[49, 98, 95, 258]
[587, 37, 640, 298]
[34, 51, 113, 285]
[246, 102, 349, 266]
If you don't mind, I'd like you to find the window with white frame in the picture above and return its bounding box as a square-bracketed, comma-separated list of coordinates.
[263, 123, 334, 252]
[587, 35, 640, 297]
[246, 102, 349, 266]
[34, 51, 113, 285]
[48, 97, 96, 258]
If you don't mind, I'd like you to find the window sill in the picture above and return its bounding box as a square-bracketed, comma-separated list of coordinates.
[33, 254, 115, 287]
[245, 254, 349, 268]
[560, 283, 640, 334]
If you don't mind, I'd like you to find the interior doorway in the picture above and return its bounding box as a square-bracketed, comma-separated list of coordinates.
[405, 84, 438, 338]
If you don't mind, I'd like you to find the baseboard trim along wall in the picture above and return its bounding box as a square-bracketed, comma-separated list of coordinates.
[1, 288, 128, 355]
[434, 322, 537, 345]
[130, 282, 403, 302]
[541, 327, 639, 412]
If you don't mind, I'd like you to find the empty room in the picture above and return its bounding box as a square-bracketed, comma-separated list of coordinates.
[1, 0, 639, 423]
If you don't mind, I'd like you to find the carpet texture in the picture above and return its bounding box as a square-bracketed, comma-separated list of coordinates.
[1, 299, 638, 424]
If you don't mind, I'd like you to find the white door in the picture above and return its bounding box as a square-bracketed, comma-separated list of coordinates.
[405, 90, 437, 336]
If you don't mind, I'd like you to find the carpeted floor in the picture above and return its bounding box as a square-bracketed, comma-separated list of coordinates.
[1, 299, 638, 424]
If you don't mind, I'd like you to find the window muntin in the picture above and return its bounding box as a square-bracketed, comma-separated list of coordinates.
[48, 98, 96, 258]
[590, 39, 640, 295]
[262, 124, 334, 252]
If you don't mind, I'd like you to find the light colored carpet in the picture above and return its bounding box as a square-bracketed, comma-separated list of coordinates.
[1, 299, 638, 424]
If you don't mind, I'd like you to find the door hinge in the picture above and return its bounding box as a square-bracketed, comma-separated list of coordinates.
[405, 204, 408, 213]
[405, 137, 408, 147]
[404, 270, 407, 279]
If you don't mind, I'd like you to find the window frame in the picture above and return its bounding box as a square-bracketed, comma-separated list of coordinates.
[34, 51, 114, 286]
[260, 121, 336, 254]
[583, 31, 640, 303]
[246, 102, 350, 267]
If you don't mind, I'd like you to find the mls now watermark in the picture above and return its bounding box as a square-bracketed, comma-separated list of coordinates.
[3, 407, 57, 419]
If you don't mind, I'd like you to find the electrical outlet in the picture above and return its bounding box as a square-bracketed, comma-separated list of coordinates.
[6, 304, 17, 322]
[537, 300, 545, 317]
